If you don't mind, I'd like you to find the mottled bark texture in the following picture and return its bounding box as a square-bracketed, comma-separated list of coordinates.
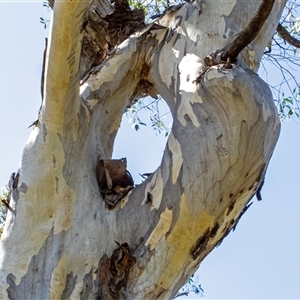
[0, 0, 286, 299]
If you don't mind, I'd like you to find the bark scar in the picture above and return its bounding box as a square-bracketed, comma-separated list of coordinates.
[109, 241, 137, 297]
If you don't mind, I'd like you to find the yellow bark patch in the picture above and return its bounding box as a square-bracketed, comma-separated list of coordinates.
[168, 133, 183, 185]
[50, 254, 67, 299]
[158, 194, 214, 290]
[209, 189, 254, 247]
[43, 0, 86, 126]
[248, 49, 257, 70]
[146, 207, 173, 251]
[53, 185, 75, 234]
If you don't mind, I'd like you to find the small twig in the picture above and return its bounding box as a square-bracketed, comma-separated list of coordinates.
[265, 53, 299, 101]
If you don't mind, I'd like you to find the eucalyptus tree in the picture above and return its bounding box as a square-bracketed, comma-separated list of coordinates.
[0, 0, 298, 299]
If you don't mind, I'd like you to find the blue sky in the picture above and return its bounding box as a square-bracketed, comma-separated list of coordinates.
[0, 2, 299, 298]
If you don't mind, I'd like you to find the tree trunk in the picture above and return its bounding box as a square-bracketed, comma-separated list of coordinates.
[0, 0, 285, 299]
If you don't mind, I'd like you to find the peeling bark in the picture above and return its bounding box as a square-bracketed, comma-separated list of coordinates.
[0, 0, 286, 299]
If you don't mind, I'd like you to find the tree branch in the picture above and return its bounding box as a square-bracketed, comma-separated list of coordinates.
[41, 0, 92, 124]
[221, 0, 275, 61]
[276, 23, 300, 48]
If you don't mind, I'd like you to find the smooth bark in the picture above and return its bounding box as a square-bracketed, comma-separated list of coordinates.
[0, 0, 286, 299]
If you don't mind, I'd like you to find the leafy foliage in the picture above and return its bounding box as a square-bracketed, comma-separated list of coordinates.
[42, 1, 51, 10]
[40, 2, 51, 29]
[275, 91, 300, 121]
[39, 17, 50, 29]
[126, 96, 172, 136]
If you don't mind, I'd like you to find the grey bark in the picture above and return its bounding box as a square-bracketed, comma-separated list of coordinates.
[0, 0, 286, 299]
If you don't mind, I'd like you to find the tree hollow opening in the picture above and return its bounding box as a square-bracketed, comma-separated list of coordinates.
[112, 96, 173, 184]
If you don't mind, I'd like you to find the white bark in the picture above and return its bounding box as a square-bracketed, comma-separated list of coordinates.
[0, 1, 285, 299]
